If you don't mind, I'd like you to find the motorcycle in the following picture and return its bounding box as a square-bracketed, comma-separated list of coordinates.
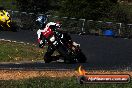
[0, 9, 17, 32]
[41, 28, 87, 63]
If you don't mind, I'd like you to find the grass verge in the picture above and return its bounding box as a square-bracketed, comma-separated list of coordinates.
[0, 41, 46, 62]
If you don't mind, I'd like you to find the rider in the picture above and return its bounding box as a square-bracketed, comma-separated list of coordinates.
[36, 15, 61, 47]
[36, 15, 65, 63]
[36, 15, 80, 63]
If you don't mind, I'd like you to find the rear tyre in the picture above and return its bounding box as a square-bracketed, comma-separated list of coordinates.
[64, 53, 77, 64]
[77, 51, 87, 63]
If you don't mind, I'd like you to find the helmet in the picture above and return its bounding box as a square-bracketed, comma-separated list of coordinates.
[36, 15, 47, 29]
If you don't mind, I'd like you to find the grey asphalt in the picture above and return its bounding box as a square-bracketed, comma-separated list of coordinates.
[0, 30, 132, 70]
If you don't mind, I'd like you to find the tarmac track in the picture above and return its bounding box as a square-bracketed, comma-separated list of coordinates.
[0, 30, 132, 70]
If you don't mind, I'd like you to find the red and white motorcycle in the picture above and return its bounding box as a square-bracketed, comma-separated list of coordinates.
[41, 28, 87, 63]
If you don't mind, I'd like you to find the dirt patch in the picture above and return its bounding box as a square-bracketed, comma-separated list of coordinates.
[0, 70, 76, 80]
[0, 70, 132, 80]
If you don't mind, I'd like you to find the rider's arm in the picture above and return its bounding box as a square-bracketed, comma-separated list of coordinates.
[37, 29, 46, 48]
[37, 29, 42, 43]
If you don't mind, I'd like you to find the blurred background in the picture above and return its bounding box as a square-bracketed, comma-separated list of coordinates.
[0, 0, 132, 38]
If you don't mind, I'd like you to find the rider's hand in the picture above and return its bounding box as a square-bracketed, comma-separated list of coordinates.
[39, 40, 44, 48]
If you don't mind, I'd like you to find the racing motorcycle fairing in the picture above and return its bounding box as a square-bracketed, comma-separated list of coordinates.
[0, 9, 17, 32]
[41, 26, 87, 63]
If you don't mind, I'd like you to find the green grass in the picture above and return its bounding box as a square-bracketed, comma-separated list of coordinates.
[0, 41, 46, 62]
[0, 41, 59, 62]
[0, 0, 17, 10]
[0, 77, 131, 88]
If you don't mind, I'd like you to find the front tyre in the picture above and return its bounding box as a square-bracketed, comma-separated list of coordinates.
[77, 76, 87, 84]
[44, 53, 53, 63]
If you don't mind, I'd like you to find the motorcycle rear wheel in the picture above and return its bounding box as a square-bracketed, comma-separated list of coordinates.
[64, 53, 77, 64]
[76, 51, 87, 63]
